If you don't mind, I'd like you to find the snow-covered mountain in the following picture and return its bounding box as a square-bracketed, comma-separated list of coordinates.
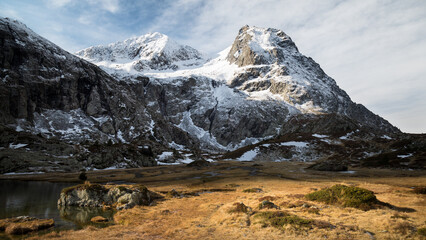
[76, 25, 397, 150]
[2, 17, 410, 173]
[4, 18, 426, 173]
[75, 32, 205, 75]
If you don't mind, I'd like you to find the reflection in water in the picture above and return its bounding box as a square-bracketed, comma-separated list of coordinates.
[0, 180, 115, 231]
[58, 206, 115, 228]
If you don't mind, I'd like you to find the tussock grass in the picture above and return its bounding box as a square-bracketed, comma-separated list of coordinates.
[254, 211, 313, 229]
[305, 184, 383, 210]
[61, 182, 106, 195]
[243, 188, 262, 193]
[228, 203, 249, 214]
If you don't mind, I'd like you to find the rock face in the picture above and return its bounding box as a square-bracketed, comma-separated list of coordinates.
[58, 183, 152, 210]
[0, 17, 406, 172]
[0, 18, 195, 148]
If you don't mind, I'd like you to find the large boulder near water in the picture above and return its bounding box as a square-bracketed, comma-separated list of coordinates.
[58, 183, 152, 210]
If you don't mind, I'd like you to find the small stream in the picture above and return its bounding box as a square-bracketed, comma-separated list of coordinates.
[0, 180, 115, 237]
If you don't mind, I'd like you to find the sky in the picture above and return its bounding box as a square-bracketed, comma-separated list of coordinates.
[1, 0, 425, 133]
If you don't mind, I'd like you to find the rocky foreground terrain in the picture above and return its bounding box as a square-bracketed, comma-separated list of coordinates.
[0, 17, 424, 174]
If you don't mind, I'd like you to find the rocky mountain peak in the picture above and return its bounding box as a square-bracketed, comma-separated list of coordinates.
[75, 32, 205, 73]
[226, 25, 298, 67]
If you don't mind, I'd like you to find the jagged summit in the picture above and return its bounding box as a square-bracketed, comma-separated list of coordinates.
[226, 25, 298, 67]
[75, 32, 205, 74]
[1, 17, 399, 155]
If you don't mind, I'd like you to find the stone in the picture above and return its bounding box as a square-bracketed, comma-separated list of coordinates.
[90, 216, 108, 223]
[58, 183, 152, 210]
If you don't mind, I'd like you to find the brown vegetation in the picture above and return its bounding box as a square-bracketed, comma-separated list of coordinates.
[0, 161, 423, 240]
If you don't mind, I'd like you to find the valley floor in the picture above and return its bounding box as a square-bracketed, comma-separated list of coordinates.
[1, 161, 425, 240]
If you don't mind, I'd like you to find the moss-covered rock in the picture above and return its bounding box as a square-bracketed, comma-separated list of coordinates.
[258, 200, 279, 209]
[228, 202, 250, 214]
[243, 188, 262, 193]
[305, 184, 381, 210]
[58, 183, 152, 210]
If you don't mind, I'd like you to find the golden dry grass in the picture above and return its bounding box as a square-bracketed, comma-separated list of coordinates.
[4, 161, 423, 240]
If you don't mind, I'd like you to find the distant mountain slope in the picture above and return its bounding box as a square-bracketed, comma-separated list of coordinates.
[75, 32, 205, 75]
[0, 17, 195, 148]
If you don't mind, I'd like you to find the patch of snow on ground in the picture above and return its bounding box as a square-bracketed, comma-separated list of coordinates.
[397, 153, 413, 158]
[312, 134, 328, 138]
[116, 130, 127, 143]
[339, 131, 354, 140]
[9, 143, 28, 149]
[381, 135, 392, 140]
[237, 148, 259, 161]
[158, 151, 173, 161]
[15, 125, 24, 132]
[180, 158, 194, 164]
[169, 141, 186, 150]
[157, 162, 180, 166]
[177, 111, 226, 150]
[280, 141, 308, 147]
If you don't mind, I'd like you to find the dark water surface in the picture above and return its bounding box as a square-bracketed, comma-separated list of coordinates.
[0, 180, 115, 237]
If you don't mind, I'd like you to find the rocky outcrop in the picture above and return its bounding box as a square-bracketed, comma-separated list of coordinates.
[226, 25, 298, 67]
[58, 183, 152, 210]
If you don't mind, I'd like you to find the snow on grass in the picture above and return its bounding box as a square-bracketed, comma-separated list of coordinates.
[9, 143, 28, 149]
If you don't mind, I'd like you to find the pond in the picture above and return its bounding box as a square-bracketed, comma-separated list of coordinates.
[0, 180, 115, 237]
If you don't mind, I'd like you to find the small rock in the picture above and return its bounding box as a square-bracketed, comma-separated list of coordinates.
[259, 200, 279, 209]
[90, 216, 108, 223]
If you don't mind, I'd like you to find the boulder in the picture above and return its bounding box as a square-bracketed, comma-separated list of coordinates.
[90, 216, 108, 223]
[58, 183, 152, 210]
